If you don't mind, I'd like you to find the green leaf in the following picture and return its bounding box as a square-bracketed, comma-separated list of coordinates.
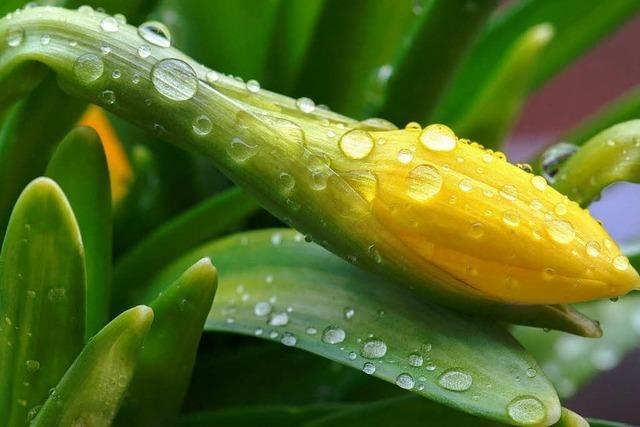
[154, 0, 280, 81]
[0, 177, 85, 426]
[45, 127, 112, 339]
[304, 396, 588, 427]
[116, 258, 217, 426]
[587, 419, 634, 427]
[262, 0, 325, 94]
[434, 0, 640, 128]
[146, 230, 561, 426]
[446, 22, 555, 148]
[513, 291, 640, 399]
[295, 0, 417, 117]
[113, 187, 258, 311]
[563, 86, 640, 145]
[553, 120, 640, 206]
[0, 76, 86, 239]
[31, 305, 154, 427]
[178, 404, 348, 427]
[378, 0, 499, 124]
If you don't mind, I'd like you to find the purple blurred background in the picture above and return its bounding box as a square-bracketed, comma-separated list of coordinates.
[508, 15, 640, 425]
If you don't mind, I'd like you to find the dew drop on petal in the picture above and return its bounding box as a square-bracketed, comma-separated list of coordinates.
[502, 210, 520, 227]
[613, 255, 629, 271]
[546, 220, 575, 244]
[531, 176, 548, 191]
[499, 184, 518, 201]
[339, 130, 374, 160]
[459, 178, 473, 192]
[407, 164, 442, 202]
[419, 124, 457, 152]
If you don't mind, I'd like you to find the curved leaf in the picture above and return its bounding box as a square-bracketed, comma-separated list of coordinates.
[113, 187, 258, 311]
[378, 0, 499, 124]
[145, 229, 561, 426]
[45, 127, 112, 339]
[116, 258, 217, 426]
[31, 306, 154, 427]
[0, 177, 85, 426]
[553, 120, 640, 206]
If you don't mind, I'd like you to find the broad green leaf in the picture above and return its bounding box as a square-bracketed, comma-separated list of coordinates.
[45, 127, 112, 339]
[0, 63, 47, 113]
[31, 306, 154, 427]
[178, 404, 348, 427]
[588, 419, 634, 427]
[0, 177, 85, 426]
[113, 187, 258, 311]
[305, 396, 588, 427]
[262, 0, 325, 94]
[448, 22, 555, 148]
[154, 0, 280, 81]
[295, 0, 417, 117]
[513, 291, 640, 399]
[0, 76, 86, 238]
[434, 0, 640, 126]
[553, 120, 640, 206]
[116, 258, 217, 426]
[146, 230, 561, 426]
[564, 86, 640, 146]
[378, 0, 499, 124]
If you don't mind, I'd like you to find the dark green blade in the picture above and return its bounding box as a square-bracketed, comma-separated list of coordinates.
[113, 187, 258, 311]
[31, 306, 154, 427]
[0, 177, 85, 426]
[434, 0, 640, 127]
[295, 0, 417, 117]
[45, 127, 112, 339]
[116, 258, 217, 426]
[378, 0, 499, 125]
[145, 229, 561, 426]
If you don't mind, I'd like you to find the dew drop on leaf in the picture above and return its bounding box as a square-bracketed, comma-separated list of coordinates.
[296, 97, 315, 113]
[73, 53, 104, 83]
[396, 373, 415, 389]
[100, 17, 120, 33]
[254, 301, 272, 317]
[507, 396, 546, 425]
[227, 137, 258, 162]
[361, 338, 387, 359]
[362, 362, 376, 375]
[437, 369, 473, 391]
[151, 58, 198, 101]
[192, 115, 212, 136]
[408, 353, 423, 367]
[138, 21, 171, 47]
[268, 312, 288, 326]
[281, 332, 297, 346]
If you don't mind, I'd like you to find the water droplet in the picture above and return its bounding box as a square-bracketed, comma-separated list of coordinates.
[100, 16, 119, 33]
[322, 326, 346, 344]
[507, 396, 546, 425]
[151, 58, 198, 101]
[397, 149, 413, 164]
[339, 130, 374, 160]
[405, 122, 422, 131]
[361, 338, 387, 359]
[437, 369, 473, 391]
[296, 97, 315, 113]
[281, 332, 297, 346]
[73, 53, 104, 83]
[396, 373, 415, 390]
[40, 34, 51, 45]
[25, 360, 40, 373]
[138, 21, 171, 47]
[6, 26, 24, 47]
[469, 222, 484, 239]
[502, 210, 520, 227]
[407, 164, 442, 202]
[546, 219, 575, 244]
[305, 327, 318, 335]
[112, 70, 121, 79]
[278, 172, 295, 193]
[344, 307, 355, 320]
[138, 44, 151, 58]
[362, 362, 376, 374]
[192, 115, 212, 136]
[541, 142, 578, 183]
[585, 241, 601, 257]
[268, 312, 289, 326]
[101, 90, 116, 105]
[368, 244, 382, 263]
[246, 79, 260, 93]
[254, 301, 272, 316]
[459, 178, 473, 192]
[419, 124, 457, 152]
[310, 170, 328, 191]
[499, 184, 518, 201]
[341, 170, 379, 203]
[613, 255, 629, 271]
[555, 203, 567, 216]
[526, 368, 537, 378]
[228, 137, 257, 162]
[531, 176, 548, 191]
[408, 353, 423, 367]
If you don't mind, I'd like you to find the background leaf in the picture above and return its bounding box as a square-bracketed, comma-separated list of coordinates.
[46, 127, 112, 339]
[0, 178, 85, 426]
